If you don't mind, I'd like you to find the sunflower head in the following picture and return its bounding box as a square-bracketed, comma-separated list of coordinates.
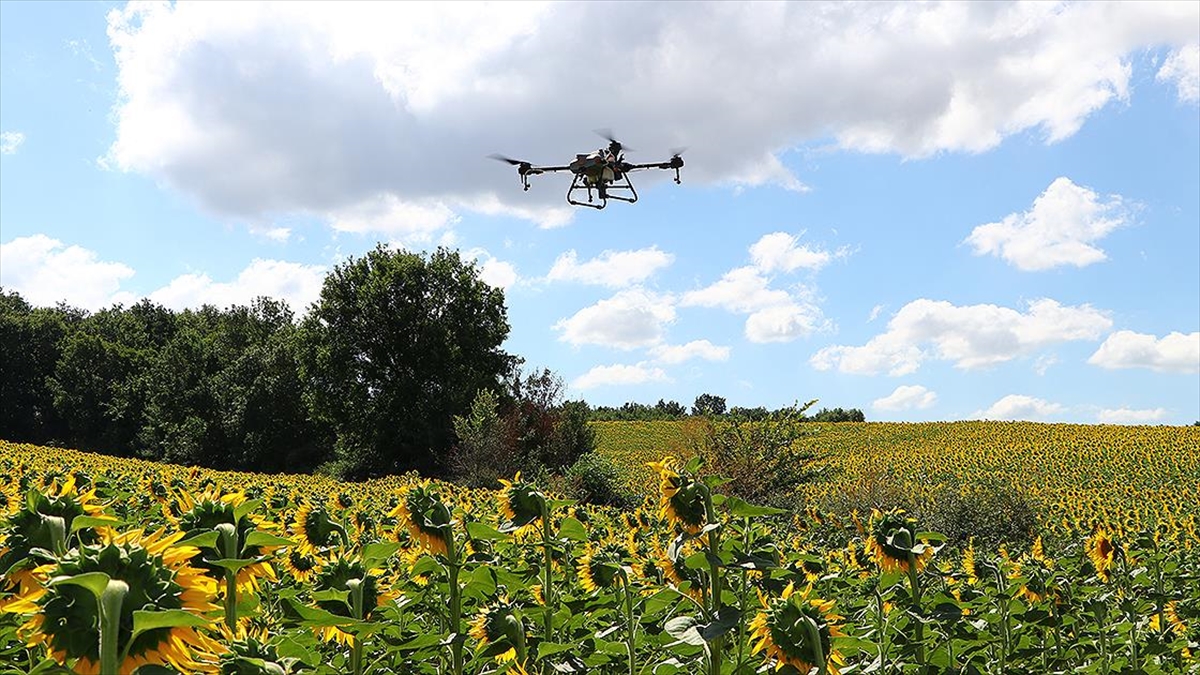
[281, 547, 323, 584]
[390, 482, 454, 558]
[578, 541, 627, 593]
[0, 485, 114, 589]
[3, 528, 223, 674]
[646, 456, 707, 534]
[498, 472, 546, 532]
[290, 501, 348, 555]
[469, 596, 528, 665]
[864, 509, 932, 575]
[1087, 528, 1118, 583]
[311, 554, 395, 644]
[750, 582, 844, 675]
[174, 489, 282, 592]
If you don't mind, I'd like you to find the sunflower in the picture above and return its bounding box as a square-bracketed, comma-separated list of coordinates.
[280, 547, 323, 584]
[962, 541, 979, 586]
[0, 528, 224, 674]
[0, 482, 115, 596]
[311, 554, 398, 646]
[864, 509, 932, 575]
[1087, 528, 1116, 583]
[749, 582, 845, 675]
[173, 488, 281, 595]
[578, 541, 627, 593]
[469, 596, 528, 665]
[497, 472, 546, 535]
[390, 482, 454, 558]
[290, 501, 348, 555]
[646, 456, 707, 535]
[658, 540, 705, 601]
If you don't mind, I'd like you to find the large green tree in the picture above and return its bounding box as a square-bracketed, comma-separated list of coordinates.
[0, 290, 77, 443]
[298, 245, 513, 478]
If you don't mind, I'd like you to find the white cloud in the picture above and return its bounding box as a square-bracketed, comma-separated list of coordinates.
[649, 339, 730, 364]
[479, 259, 519, 290]
[572, 363, 670, 390]
[102, 2, 1199, 226]
[1, 131, 25, 155]
[1157, 43, 1200, 103]
[0, 235, 135, 310]
[744, 303, 827, 343]
[868, 304, 885, 322]
[547, 247, 674, 287]
[749, 232, 835, 273]
[325, 194, 459, 243]
[148, 259, 327, 312]
[681, 266, 791, 314]
[811, 298, 1111, 375]
[553, 288, 675, 350]
[974, 394, 1065, 421]
[1097, 407, 1169, 424]
[964, 177, 1131, 270]
[1088, 330, 1200, 373]
[873, 385, 938, 412]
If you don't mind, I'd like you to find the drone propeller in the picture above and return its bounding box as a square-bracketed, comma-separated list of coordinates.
[669, 146, 688, 158]
[487, 153, 527, 166]
[594, 128, 634, 155]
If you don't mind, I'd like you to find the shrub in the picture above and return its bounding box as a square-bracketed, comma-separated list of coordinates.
[918, 478, 1040, 550]
[564, 452, 633, 508]
[696, 402, 823, 510]
[450, 389, 520, 488]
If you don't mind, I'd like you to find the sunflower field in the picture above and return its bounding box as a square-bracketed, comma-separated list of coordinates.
[2, 423, 1198, 675]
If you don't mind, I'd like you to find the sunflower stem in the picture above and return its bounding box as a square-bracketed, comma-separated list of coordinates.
[541, 503, 554, 674]
[98, 579, 129, 675]
[216, 522, 240, 630]
[448, 536, 464, 675]
[703, 488, 723, 675]
[905, 554, 924, 670]
[348, 578, 365, 675]
[619, 567, 637, 675]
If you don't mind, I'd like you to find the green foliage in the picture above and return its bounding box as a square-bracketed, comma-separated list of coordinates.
[919, 478, 1040, 549]
[563, 452, 634, 508]
[691, 393, 726, 416]
[695, 401, 823, 509]
[298, 245, 513, 479]
[808, 407, 866, 423]
[450, 389, 514, 488]
[0, 290, 74, 444]
[590, 399, 688, 421]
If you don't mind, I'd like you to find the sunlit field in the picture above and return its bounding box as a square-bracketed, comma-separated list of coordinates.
[2, 423, 1198, 674]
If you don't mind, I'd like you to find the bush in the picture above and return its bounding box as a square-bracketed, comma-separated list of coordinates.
[450, 389, 520, 488]
[564, 452, 633, 508]
[696, 403, 823, 510]
[919, 478, 1040, 550]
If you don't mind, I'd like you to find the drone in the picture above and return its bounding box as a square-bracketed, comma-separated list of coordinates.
[490, 130, 684, 209]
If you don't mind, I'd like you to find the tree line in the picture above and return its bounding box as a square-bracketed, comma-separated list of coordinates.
[1, 243, 862, 482]
[589, 394, 864, 423]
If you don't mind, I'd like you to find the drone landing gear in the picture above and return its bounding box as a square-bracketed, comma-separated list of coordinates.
[567, 174, 638, 210]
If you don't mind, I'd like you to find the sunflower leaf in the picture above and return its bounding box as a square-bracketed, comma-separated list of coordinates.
[664, 615, 706, 647]
[177, 531, 220, 550]
[68, 515, 122, 533]
[558, 517, 588, 542]
[723, 497, 788, 518]
[129, 609, 211, 644]
[465, 521, 508, 541]
[205, 557, 260, 572]
[49, 571, 111, 599]
[361, 541, 401, 570]
[242, 531, 293, 550]
[233, 499, 264, 521]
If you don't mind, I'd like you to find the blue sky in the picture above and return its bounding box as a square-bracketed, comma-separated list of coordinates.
[2, 1, 1198, 424]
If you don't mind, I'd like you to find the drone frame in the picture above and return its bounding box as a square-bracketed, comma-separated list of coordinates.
[496, 145, 683, 210]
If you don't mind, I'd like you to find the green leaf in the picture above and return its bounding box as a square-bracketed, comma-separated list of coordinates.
[177, 531, 220, 550]
[204, 557, 260, 573]
[68, 515, 122, 533]
[664, 616, 706, 647]
[466, 521, 509, 542]
[49, 571, 111, 599]
[242, 531, 293, 550]
[233, 499, 263, 522]
[396, 633, 445, 650]
[558, 517, 588, 542]
[537, 642, 578, 659]
[129, 609, 210, 644]
[360, 541, 401, 570]
[283, 597, 360, 627]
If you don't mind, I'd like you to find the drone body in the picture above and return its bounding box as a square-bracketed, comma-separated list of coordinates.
[490, 131, 684, 210]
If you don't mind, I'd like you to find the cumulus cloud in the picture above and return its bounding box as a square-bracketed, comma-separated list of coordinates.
[1088, 330, 1200, 373]
[649, 339, 730, 364]
[1, 131, 25, 155]
[102, 2, 1198, 228]
[810, 298, 1111, 375]
[681, 266, 792, 314]
[547, 247, 674, 287]
[964, 177, 1131, 270]
[749, 232, 837, 273]
[873, 385, 938, 411]
[553, 288, 675, 350]
[1097, 407, 1169, 424]
[0, 235, 135, 310]
[974, 394, 1065, 421]
[744, 303, 827, 343]
[1157, 43, 1199, 103]
[572, 363, 670, 390]
[147, 259, 327, 312]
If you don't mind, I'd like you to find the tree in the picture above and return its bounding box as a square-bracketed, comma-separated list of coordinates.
[0, 291, 76, 444]
[810, 407, 866, 423]
[692, 393, 726, 416]
[298, 246, 514, 478]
